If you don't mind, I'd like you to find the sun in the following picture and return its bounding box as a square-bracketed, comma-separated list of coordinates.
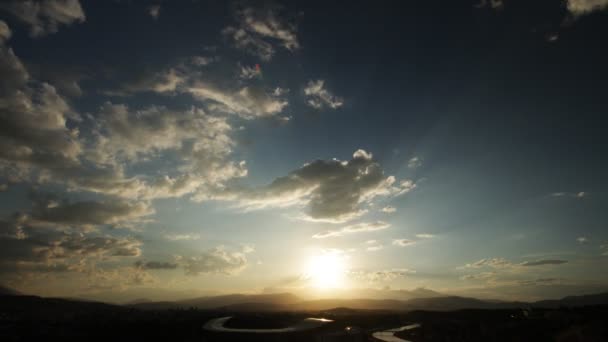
[305, 252, 347, 289]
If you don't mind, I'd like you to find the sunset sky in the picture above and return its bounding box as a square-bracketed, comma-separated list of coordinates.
[0, 0, 607, 303]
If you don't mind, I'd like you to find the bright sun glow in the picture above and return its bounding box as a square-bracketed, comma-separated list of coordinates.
[305, 252, 347, 289]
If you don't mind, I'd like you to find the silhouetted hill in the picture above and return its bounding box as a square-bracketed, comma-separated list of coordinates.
[0, 295, 126, 319]
[293, 298, 405, 311]
[127, 291, 608, 312]
[130, 292, 300, 310]
[534, 292, 608, 308]
[0, 285, 21, 296]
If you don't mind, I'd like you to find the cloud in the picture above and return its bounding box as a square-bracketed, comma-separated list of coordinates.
[365, 240, 384, 252]
[407, 156, 422, 169]
[238, 64, 260, 80]
[520, 259, 568, 266]
[0, 36, 84, 183]
[110, 68, 186, 96]
[24, 192, 154, 230]
[207, 150, 414, 223]
[473, 0, 504, 10]
[460, 272, 497, 281]
[312, 221, 390, 239]
[183, 246, 250, 276]
[463, 258, 513, 269]
[577, 236, 588, 244]
[348, 268, 415, 283]
[0, 21, 11, 44]
[392, 239, 416, 247]
[304, 80, 343, 109]
[551, 191, 586, 198]
[461, 257, 568, 274]
[187, 82, 288, 119]
[380, 206, 396, 213]
[567, 0, 608, 15]
[147, 5, 161, 19]
[191, 56, 218, 66]
[164, 233, 201, 241]
[0, 221, 143, 275]
[223, 6, 299, 60]
[415, 234, 435, 239]
[0, 0, 85, 37]
[134, 260, 178, 270]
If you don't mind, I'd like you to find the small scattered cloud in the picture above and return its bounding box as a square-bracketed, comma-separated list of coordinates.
[365, 240, 384, 252]
[147, 5, 161, 19]
[0, 0, 85, 37]
[164, 233, 201, 241]
[392, 239, 416, 247]
[415, 233, 435, 239]
[223, 6, 299, 60]
[312, 221, 390, 239]
[577, 236, 588, 244]
[191, 56, 218, 66]
[463, 258, 513, 269]
[474, 0, 504, 10]
[304, 80, 343, 110]
[183, 246, 250, 276]
[407, 156, 422, 169]
[380, 206, 396, 213]
[551, 191, 586, 198]
[238, 64, 261, 80]
[567, 0, 608, 16]
[348, 268, 415, 283]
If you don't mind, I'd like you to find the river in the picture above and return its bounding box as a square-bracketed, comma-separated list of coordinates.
[371, 323, 421, 342]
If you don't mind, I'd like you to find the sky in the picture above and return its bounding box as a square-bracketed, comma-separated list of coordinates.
[0, 0, 607, 303]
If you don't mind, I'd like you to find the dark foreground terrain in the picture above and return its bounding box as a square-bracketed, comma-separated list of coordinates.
[1, 295, 607, 342]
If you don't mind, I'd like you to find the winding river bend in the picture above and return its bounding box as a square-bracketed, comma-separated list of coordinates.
[204, 316, 333, 333]
[372, 323, 421, 342]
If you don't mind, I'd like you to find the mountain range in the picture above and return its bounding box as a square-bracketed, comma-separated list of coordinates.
[2, 284, 608, 312]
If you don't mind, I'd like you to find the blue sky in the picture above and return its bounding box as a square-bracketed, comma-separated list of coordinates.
[0, 0, 607, 303]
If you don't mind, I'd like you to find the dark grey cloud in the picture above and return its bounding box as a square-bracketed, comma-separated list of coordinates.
[28, 192, 154, 229]
[0, 0, 85, 37]
[0, 220, 142, 275]
[209, 150, 414, 222]
[0, 30, 82, 182]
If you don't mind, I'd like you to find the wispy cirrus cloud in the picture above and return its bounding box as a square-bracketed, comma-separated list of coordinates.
[348, 268, 415, 283]
[164, 233, 201, 241]
[304, 80, 343, 110]
[312, 221, 391, 239]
